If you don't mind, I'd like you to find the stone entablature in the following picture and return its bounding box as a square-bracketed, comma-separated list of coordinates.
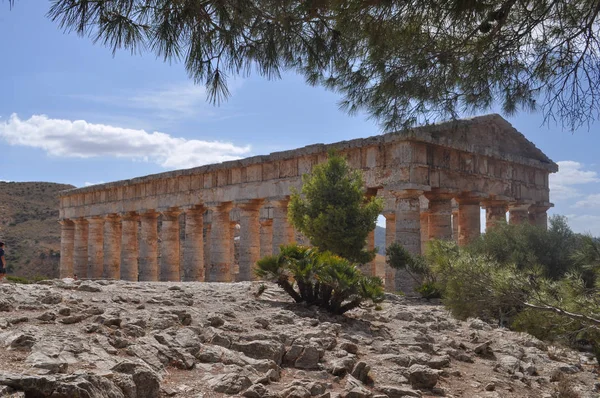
[58, 114, 557, 290]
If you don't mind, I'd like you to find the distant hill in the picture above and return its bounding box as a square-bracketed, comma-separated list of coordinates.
[0, 181, 75, 278]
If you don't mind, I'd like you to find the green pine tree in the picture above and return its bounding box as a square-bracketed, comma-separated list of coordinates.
[288, 151, 382, 264]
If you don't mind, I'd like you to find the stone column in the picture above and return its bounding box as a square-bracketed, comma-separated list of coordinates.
[509, 204, 530, 225]
[426, 194, 453, 241]
[139, 211, 159, 281]
[160, 209, 181, 282]
[451, 209, 459, 243]
[120, 212, 139, 281]
[456, 198, 481, 246]
[183, 206, 205, 282]
[529, 205, 550, 229]
[73, 218, 89, 279]
[392, 190, 422, 292]
[272, 198, 295, 255]
[87, 216, 105, 279]
[420, 211, 429, 255]
[260, 219, 273, 259]
[230, 221, 238, 279]
[366, 229, 376, 277]
[383, 211, 396, 291]
[59, 220, 75, 278]
[238, 200, 263, 281]
[204, 222, 212, 274]
[208, 202, 233, 282]
[483, 200, 508, 230]
[103, 214, 122, 279]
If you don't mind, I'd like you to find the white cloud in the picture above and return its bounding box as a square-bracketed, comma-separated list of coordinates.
[0, 114, 251, 169]
[574, 194, 600, 209]
[549, 161, 599, 201]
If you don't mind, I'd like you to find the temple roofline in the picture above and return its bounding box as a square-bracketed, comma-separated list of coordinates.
[60, 114, 557, 197]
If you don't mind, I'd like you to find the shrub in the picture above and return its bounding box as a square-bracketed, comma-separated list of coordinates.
[467, 215, 581, 280]
[288, 151, 383, 264]
[386, 242, 441, 298]
[6, 275, 31, 284]
[256, 244, 384, 314]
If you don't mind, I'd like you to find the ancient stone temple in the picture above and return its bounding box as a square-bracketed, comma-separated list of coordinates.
[58, 114, 557, 290]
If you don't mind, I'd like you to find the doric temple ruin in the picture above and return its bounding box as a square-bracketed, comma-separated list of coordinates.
[58, 114, 557, 291]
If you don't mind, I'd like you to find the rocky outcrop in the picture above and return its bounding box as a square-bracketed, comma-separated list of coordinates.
[0, 280, 597, 398]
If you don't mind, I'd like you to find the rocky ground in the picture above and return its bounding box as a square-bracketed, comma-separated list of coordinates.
[0, 279, 598, 398]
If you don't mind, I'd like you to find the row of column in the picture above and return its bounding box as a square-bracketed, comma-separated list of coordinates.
[59, 199, 296, 281]
[380, 190, 550, 291]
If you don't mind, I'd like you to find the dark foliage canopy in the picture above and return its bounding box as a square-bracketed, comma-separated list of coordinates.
[42, 0, 600, 130]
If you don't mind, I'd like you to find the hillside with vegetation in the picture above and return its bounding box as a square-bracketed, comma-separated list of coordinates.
[0, 181, 75, 279]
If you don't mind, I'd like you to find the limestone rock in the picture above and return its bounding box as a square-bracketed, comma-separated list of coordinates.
[295, 346, 321, 369]
[78, 282, 103, 293]
[407, 364, 439, 389]
[231, 340, 285, 364]
[208, 373, 252, 395]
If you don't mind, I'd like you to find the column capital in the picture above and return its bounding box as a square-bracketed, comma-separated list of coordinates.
[260, 218, 273, 227]
[161, 208, 182, 222]
[58, 219, 74, 226]
[87, 215, 105, 223]
[455, 193, 484, 205]
[105, 213, 121, 221]
[139, 210, 160, 218]
[390, 189, 424, 200]
[424, 189, 458, 201]
[508, 201, 534, 211]
[205, 201, 233, 211]
[481, 199, 509, 209]
[267, 196, 290, 207]
[184, 204, 206, 214]
[529, 202, 553, 212]
[121, 211, 140, 222]
[235, 198, 264, 211]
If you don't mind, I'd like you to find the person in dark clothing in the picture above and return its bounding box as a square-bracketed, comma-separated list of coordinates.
[0, 242, 6, 282]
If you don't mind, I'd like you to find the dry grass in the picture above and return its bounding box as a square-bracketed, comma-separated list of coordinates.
[555, 373, 581, 398]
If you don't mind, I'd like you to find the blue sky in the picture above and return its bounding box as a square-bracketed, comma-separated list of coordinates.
[1, 2, 600, 235]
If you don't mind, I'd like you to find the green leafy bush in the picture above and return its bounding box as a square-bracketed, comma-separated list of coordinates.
[422, 219, 600, 361]
[467, 215, 581, 280]
[256, 244, 384, 314]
